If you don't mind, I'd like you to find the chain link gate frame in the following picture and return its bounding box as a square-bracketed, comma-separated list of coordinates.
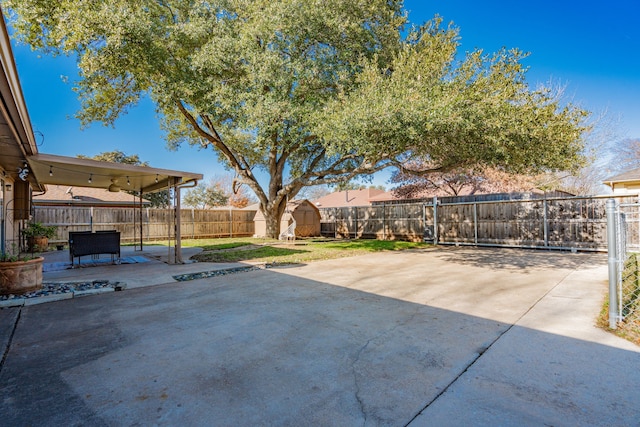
[606, 199, 640, 329]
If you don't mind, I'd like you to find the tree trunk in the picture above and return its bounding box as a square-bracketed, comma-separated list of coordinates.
[264, 213, 281, 239]
[262, 199, 288, 239]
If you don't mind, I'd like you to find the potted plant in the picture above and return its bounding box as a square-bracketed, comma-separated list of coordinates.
[22, 222, 57, 252]
[0, 244, 43, 295]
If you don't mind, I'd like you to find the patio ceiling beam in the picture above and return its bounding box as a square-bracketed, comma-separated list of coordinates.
[27, 152, 202, 194]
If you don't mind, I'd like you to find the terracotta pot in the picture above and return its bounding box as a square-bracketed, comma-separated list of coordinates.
[27, 236, 49, 252]
[0, 257, 44, 295]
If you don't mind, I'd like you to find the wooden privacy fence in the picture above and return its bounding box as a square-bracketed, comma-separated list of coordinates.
[33, 207, 256, 243]
[319, 195, 640, 251]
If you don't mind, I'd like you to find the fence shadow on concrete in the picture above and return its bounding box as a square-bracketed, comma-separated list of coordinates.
[431, 246, 603, 272]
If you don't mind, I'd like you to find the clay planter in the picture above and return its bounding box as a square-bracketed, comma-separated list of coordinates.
[0, 257, 44, 295]
[27, 236, 49, 252]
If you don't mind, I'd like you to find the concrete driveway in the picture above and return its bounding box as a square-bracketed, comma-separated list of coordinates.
[1, 247, 639, 426]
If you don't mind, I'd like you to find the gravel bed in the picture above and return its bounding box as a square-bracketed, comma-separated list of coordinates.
[172, 266, 262, 282]
[0, 280, 126, 301]
[1, 265, 269, 303]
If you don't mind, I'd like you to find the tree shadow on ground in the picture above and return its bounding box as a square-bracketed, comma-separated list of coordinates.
[433, 246, 605, 272]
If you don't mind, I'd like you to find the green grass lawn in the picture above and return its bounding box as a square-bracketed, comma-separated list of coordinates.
[180, 237, 431, 264]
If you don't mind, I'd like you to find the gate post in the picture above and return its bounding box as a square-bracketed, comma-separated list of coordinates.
[433, 196, 438, 245]
[606, 199, 619, 329]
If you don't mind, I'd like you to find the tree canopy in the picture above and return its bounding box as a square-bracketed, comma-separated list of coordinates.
[5, 0, 590, 237]
[182, 175, 255, 208]
[182, 182, 228, 209]
[390, 164, 538, 197]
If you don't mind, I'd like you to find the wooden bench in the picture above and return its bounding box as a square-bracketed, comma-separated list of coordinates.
[69, 231, 121, 267]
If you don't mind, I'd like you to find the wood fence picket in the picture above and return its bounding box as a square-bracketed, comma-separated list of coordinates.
[33, 206, 256, 243]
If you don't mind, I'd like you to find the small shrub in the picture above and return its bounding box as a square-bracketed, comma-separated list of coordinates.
[21, 222, 57, 239]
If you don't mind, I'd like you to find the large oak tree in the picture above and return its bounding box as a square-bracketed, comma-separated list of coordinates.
[5, 0, 589, 237]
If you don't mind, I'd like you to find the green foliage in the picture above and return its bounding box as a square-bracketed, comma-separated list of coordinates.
[621, 253, 640, 319]
[334, 182, 386, 192]
[0, 243, 20, 262]
[0, 252, 18, 262]
[5, 0, 590, 236]
[598, 253, 640, 346]
[21, 222, 57, 238]
[182, 182, 228, 209]
[0, 243, 39, 262]
[77, 150, 147, 166]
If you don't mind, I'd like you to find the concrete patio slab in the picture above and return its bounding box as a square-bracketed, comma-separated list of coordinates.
[1, 247, 638, 426]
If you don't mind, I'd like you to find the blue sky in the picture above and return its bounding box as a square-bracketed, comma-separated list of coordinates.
[8, 0, 640, 189]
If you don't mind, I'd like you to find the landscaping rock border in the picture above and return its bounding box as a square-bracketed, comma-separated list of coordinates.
[0, 280, 126, 308]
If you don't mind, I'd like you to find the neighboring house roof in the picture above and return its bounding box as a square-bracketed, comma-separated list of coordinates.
[33, 185, 151, 206]
[367, 188, 483, 204]
[368, 189, 574, 205]
[371, 191, 447, 203]
[312, 189, 386, 208]
[368, 186, 506, 204]
[603, 169, 640, 186]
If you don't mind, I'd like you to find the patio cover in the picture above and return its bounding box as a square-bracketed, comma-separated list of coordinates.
[27, 152, 203, 263]
[27, 152, 202, 194]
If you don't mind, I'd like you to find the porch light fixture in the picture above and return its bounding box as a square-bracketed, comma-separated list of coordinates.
[88, 173, 93, 184]
[49, 165, 53, 176]
[108, 179, 121, 192]
[127, 176, 130, 186]
[4, 183, 11, 192]
[155, 174, 159, 183]
[18, 162, 29, 181]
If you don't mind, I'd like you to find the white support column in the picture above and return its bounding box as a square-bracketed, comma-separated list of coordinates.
[175, 184, 183, 264]
[167, 177, 174, 264]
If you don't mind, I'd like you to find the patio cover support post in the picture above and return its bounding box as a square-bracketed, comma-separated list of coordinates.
[167, 177, 174, 264]
[132, 191, 137, 248]
[175, 183, 183, 264]
[137, 190, 143, 251]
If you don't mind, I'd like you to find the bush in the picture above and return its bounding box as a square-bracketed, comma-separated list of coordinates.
[21, 222, 57, 239]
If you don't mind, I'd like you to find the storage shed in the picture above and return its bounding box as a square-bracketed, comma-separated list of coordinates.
[253, 199, 321, 238]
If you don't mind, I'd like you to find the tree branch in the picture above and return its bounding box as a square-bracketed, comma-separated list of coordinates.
[175, 100, 268, 205]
